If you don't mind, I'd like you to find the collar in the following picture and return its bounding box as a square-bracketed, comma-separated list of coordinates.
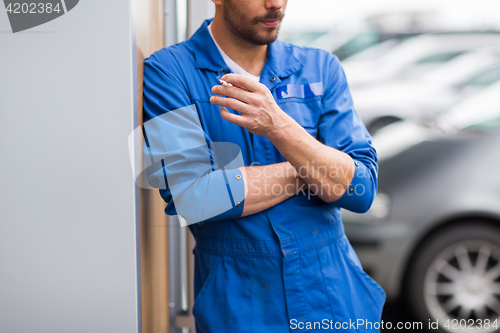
[188, 18, 230, 73]
[187, 18, 304, 85]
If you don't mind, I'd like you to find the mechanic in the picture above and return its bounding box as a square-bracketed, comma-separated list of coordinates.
[142, 0, 386, 332]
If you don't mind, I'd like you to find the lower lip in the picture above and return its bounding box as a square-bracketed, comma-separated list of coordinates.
[261, 19, 280, 28]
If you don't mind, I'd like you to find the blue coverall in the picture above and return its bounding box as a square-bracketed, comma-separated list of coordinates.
[143, 18, 386, 333]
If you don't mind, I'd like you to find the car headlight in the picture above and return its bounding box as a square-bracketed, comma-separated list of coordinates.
[342, 192, 391, 223]
[368, 192, 391, 219]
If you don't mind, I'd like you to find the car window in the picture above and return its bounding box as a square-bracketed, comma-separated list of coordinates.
[333, 31, 381, 60]
[466, 117, 500, 131]
[343, 38, 402, 62]
[415, 51, 465, 65]
[463, 66, 500, 87]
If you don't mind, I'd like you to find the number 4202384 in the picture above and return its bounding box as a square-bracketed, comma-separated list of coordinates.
[6, 3, 62, 14]
[444, 319, 499, 330]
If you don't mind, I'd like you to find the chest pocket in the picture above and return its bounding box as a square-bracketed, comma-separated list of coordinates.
[275, 82, 324, 137]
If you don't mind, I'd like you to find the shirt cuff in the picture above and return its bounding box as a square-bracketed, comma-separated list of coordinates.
[334, 160, 376, 213]
[202, 168, 245, 223]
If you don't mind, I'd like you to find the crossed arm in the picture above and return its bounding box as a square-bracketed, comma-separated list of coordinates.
[210, 74, 356, 217]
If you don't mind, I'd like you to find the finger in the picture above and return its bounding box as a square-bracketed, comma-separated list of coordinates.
[219, 79, 249, 91]
[211, 85, 253, 104]
[220, 107, 248, 127]
[221, 73, 261, 92]
[210, 95, 250, 114]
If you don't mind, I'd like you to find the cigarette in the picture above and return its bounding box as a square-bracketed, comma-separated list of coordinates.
[219, 79, 233, 87]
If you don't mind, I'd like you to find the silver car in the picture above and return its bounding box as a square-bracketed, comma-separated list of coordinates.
[342, 32, 500, 88]
[351, 47, 500, 134]
[343, 81, 500, 332]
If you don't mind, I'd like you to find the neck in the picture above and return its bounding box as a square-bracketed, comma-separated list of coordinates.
[210, 15, 268, 77]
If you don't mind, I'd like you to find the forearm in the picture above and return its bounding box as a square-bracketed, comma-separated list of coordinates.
[239, 162, 305, 217]
[268, 116, 355, 203]
[210, 73, 355, 204]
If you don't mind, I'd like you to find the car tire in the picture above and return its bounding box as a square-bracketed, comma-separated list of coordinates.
[406, 223, 500, 333]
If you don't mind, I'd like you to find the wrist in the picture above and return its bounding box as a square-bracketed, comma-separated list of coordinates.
[266, 112, 297, 142]
[284, 163, 305, 193]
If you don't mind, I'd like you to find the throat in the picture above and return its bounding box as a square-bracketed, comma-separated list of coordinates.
[232, 53, 266, 77]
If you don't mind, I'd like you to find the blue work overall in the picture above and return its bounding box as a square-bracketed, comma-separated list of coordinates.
[143, 18, 386, 333]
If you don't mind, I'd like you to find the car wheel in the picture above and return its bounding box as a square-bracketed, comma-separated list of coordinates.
[366, 116, 401, 135]
[407, 223, 500, 333]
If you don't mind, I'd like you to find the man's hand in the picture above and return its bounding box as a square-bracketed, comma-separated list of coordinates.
[210, 74, 292, 137]
[210, 74, 355, 204]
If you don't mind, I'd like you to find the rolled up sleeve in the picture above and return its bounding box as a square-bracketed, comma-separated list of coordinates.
[142, 52, 245, 225]
[318, 54, 378, 213]
[332, 159, 376, 213]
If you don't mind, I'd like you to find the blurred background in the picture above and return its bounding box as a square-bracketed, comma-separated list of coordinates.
[279, 1, 500, 332]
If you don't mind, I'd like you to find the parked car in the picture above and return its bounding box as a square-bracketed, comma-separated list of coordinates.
[343, 81, 500, 332]
[342, 32, 500, 88]
[284, 28, 422, 60]
[351, 47, 500, 134]
[314, 29, 422, 60]
[332, 30, 422, 61]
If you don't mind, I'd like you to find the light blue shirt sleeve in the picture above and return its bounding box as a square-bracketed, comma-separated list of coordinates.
[142, 53, 246, 225]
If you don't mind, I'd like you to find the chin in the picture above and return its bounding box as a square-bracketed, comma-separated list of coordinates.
[257, 30, 279, 43]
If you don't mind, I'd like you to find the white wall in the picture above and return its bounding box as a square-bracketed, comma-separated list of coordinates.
[0, 1, 140, 333]
[187, 0, 214, 37]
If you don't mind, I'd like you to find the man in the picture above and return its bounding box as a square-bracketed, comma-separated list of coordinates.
[142, 0, 386, 332]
